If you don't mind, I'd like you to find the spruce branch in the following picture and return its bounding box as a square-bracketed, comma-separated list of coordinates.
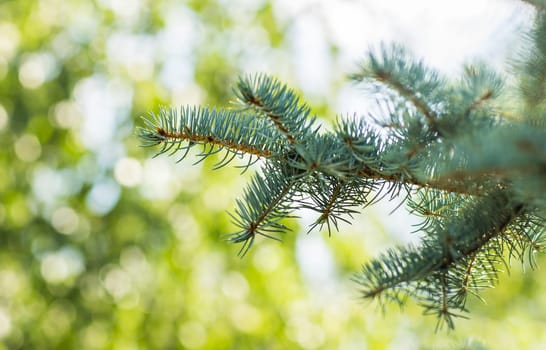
[139, 32, 546, 328]
[234, 74, 319, 144]
[460, 64, 503, 116]
[354, 191, 531, 329]
[431, 123, 546, 186]
[350, 43, 445, 134]
[301, 175, 373, 235]
[226, 164, 297, 256]
[521, 0, 546, 14]
[138, 105, 282, 169]
[517, 11, 546, 109]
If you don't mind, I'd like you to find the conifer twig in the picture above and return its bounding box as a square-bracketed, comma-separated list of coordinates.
[140, 31, 546, 328]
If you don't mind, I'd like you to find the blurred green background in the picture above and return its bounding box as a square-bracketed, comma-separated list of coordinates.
[1, 0, 545, 349]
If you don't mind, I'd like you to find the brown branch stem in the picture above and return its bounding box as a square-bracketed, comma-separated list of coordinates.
[156, 127, 273, 158]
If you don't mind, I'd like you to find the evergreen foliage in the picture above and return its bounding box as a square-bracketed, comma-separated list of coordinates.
[139, 2, 546, 329]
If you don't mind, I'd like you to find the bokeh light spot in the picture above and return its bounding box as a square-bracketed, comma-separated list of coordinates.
[98, 0, 142, 23]
[40, 247, 85, 284]
[0, 308, 12, 339]
[230, 303, 263, 333]
[178, 321, 207, 349]
[18, 52, 58, 89]
[7, 194, 31, 227]
[114, 157, 142, 187]
[86, 179, 121, 215]
[81, 322, 109, 349]
[0, 268, 23, 298]
[40, 301, 76, 340]
[0, 22, 20, 61]
[33, 167, 83, 206]
[0, 104, 8, 131]
[53, 100, 82, 129]
[140, 158, 178, 199]
[51, 206, 79, 235]
[14, 134, 41, 162]
[106, 32, 155, 81]
[221, 271, 249, 300]
[73, 75, 133, 150]
[101, 266, 132, 301]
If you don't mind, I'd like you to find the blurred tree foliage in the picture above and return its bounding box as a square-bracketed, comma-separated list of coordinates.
[1, 0, 546, 349]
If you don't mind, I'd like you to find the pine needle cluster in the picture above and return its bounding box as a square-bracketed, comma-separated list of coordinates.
[138, 1, 546, 328]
